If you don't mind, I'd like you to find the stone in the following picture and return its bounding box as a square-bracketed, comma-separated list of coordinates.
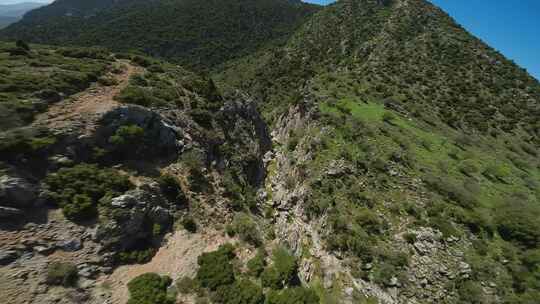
[362, 263, 373, 270]
[387, 277, 399, 287]
[0, 250, 19, 265]
[0, 175, 38, 208]
[0, 206, 24, 218]
[34, 245, 54, 255]
[56, 239, 83, 252]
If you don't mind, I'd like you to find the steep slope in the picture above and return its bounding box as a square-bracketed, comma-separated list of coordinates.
[214, 0, 540, 303]
[219, 0, 539, 142]
[0, 0, 320, 70]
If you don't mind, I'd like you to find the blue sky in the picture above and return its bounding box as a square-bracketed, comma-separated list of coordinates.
[305, 0, 540, 80]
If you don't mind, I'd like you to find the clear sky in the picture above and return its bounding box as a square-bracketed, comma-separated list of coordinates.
[305, 0, 540, 81]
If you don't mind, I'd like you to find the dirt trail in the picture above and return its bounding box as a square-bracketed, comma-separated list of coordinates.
[99, 229, 231, 304]
[34, 60, 142, 134]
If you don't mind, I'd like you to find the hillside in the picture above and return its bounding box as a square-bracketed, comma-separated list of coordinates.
[0, 1, 539, 304]
[0, 0, 321, 70]
[0, 16, 18, 29]
[0, 2, 45, 28]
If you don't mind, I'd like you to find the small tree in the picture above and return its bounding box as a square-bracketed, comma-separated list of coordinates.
[46, 262, 78, 287]
[16, 40, 30, 51]
[127, 273, 174, 304]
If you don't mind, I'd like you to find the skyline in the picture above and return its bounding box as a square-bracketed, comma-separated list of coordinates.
[305, 0, 540, 81]
[0, 0, 538, 80]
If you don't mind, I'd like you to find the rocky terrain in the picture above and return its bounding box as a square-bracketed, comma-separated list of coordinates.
[0, 0, 539, 304]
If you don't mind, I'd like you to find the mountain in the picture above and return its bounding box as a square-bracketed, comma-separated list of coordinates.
[0, 2, 45, 28]
[0, 16, 18, 29]
[0, 1, 539, 304]
[0, 0, 321, 70]
[0, 2, 45, 17]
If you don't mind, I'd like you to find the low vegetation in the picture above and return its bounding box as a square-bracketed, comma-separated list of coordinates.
[44, 163, 133, 221]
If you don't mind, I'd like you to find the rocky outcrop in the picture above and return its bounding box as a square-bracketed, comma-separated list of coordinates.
[95, 105, 183, 155]
[0, 175, 38, 208]
[95, 183, 173, 253]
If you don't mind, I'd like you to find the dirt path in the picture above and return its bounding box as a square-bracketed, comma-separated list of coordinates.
[34, 60, 142, 135]
[98, 229, 231, 304]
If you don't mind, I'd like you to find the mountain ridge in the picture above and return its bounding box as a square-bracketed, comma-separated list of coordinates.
[0, 0, 539, 304]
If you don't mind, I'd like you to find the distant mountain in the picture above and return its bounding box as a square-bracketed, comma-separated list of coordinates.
[0, 16, 18, 29]
[0, 2, 45, 17]
[0, 0, 321, 70]
[0, 2, 46, 28]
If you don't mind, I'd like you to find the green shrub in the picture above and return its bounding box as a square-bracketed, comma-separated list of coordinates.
[127, 273, 174, 304]
[459, 159, 479, 176]
[109, 124, 145, 148]
[58, 47, 109, 60]
[212, 279, 264, 304]
[457, 281, 485, 304]
[247, 250, 266, 277]
[228, 213, 261, 246]
[16, 40, 30, 51]
[265, 287, 319, 304]
[158, 174, 186, 203]
[495, 198, 540, 248]
[424, 175, 477, 209]
[132, 55, 154, 67]
[115, 86, 158, 106]
[182, 217, 197, 233]
[62, 194, 96, 220]
[45, 163, 133, 220]
[118, 248, 157, 264]
[196, 244, 235, 290]
[176, 277, 199, 294]
[262, 247, 298, 289]
[403, 232, 417, 244]
[46, 262, 78, 287]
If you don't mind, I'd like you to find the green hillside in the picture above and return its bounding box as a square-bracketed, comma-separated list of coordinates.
[1, 0, 320, 70]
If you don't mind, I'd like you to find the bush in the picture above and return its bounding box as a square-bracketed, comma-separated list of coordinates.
[158, 174, 186, 203]
[227, 213, 261, 246]
[261, 266, 282, 289]
[459, 159, 479, 177]
[424, 175, 477, 209]
[127, 273, 174, 304]
[265, 287, 319, 304]
[182, 217, 197, 233]
[247, 250, 266, 277]
[58, 47, 109, 60]
[118, 248, 157, 265]
[196, 244, 235, 290]
[45, 163, 133, 221]
[403, 232, 417, 244]
[262, 247, 298, 289]
[495, 197, 540, 248]
[457, 281, 485, 304]
[46, 262, 78, 287]
[16, 40, 30, 51]
[132, 55, 154, 67]
[176, 277, 199, 294]
[212, 279, 264, 304]
[115, 86, 158, 106]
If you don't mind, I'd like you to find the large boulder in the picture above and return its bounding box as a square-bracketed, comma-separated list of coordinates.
[95, 183, 173, 252]
[96, 105, 182, 154]
[0, 175, 38, 208]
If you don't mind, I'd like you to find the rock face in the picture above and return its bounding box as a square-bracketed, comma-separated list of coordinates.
[0, 175, 38, 208]
[95, 183, 173, 253]
[0, 206, 24, 218]
[96, 105, 183, 155]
